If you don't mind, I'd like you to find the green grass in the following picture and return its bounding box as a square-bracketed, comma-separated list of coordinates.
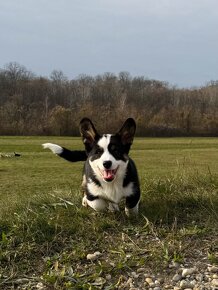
[0, 137, 218, 289]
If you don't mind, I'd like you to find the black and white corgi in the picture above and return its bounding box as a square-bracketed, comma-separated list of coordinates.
[42, 118, 140, 216]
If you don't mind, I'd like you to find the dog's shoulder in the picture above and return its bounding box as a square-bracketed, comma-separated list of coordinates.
[123, 157, 140, 187]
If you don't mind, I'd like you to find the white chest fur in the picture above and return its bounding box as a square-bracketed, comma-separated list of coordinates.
[87, 178, 133, 204]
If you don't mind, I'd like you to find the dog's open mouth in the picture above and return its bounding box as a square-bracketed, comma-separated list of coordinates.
[99, 167, 118, 182]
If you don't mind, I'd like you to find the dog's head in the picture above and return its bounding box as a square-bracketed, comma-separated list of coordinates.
[80, 118, 136, 182]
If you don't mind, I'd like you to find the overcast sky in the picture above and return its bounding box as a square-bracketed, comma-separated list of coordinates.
[0, 0, 218, 88]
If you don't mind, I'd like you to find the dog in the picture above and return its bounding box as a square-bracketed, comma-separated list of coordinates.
[42, 118, 140, 216]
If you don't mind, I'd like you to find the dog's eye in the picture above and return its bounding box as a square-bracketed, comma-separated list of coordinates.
[95, 148, 103, 154]
[110, 145, 118, 152]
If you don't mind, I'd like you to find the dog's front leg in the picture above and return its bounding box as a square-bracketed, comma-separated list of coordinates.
[125, 202, 139, 216]
[125, 192, 140, 216]
[82, 195, 88, 207]
[82, 195, 108, 211]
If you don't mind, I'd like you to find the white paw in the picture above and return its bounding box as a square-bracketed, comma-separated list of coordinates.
[125, 203, 139, 216]
[82, 195, 88, 207]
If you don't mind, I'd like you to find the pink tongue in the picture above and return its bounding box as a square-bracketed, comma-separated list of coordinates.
[103, 170, 114, 180]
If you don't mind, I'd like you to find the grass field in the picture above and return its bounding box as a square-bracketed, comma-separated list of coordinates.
[0, 137, 218, 289]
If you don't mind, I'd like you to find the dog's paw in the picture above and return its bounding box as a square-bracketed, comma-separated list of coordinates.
[125, 204, 139, 217]
[42, 143, 63, 155]
[82, 195, 88, 207]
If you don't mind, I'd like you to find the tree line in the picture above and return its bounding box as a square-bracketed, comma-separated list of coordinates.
[0, 62, 218, 136]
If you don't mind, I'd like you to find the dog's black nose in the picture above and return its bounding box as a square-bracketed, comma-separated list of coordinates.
[103, 160, 112, 169]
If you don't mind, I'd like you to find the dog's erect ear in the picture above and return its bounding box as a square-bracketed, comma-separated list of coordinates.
[117, 118, 136, 152]
[80, 118, 99, 153]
